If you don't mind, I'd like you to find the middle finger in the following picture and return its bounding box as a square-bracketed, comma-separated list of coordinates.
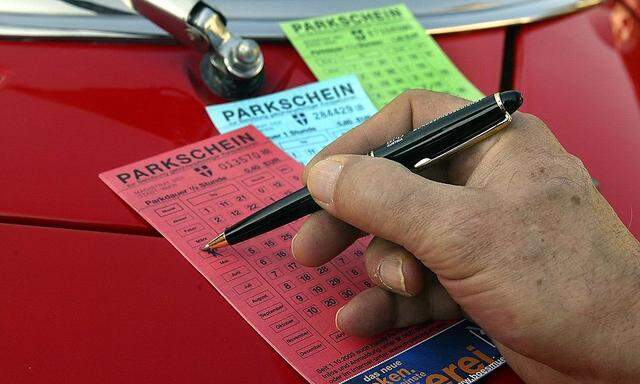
[292, 210, 364, 266]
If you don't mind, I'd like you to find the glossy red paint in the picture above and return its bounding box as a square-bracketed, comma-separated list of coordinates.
[514, 4, 640, 238]
[0, 223, 304, 383]
[5, 3, 636, 378]
[0, 30, 505, 234]
[0, 223, 523, 384]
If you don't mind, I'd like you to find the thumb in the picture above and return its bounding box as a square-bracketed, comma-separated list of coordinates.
[306, 154, 476, 259]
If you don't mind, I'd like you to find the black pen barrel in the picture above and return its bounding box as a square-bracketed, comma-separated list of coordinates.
[224, 187, 319, 245]
[371, 93, 507, 168]
[221, 91, 523, 247]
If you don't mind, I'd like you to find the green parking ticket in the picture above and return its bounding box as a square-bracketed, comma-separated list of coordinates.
[281, 4, 484, 108]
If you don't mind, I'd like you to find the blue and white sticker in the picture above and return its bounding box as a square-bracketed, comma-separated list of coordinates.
[342, 319, 505, 384]
[206, 75, 377, 165]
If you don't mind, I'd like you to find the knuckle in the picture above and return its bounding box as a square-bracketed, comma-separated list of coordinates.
[536, 175, 586, 206]
[509, 113, 556, 148]
[516, 112, 547, 128]
[398, 88, 430, 101]
[525, 154, 593, 205]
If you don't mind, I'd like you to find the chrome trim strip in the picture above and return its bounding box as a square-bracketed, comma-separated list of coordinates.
[0, 0, 604, 40]
[0, 14, 166, 40]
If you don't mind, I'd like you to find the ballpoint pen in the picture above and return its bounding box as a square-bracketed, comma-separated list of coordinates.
[203, 90, 523, 250]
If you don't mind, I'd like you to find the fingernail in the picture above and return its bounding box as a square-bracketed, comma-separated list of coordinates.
[290, 233, 299, 261]
[335, 306, 345, 332]
[376, 257, 407, 295]
[307, 159, 343, 204]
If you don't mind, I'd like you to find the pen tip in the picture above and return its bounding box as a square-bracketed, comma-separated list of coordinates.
[202, 233, 228, 251]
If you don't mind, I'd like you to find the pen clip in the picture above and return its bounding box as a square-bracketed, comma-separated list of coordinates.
[413, 93, 512, 170]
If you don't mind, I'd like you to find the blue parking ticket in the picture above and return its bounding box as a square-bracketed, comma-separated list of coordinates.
[206, 75, 377, 164]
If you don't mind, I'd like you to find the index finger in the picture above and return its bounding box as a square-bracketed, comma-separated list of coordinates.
[302, 90, 470, 183]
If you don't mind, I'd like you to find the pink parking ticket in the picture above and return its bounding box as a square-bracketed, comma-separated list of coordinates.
[100, 126, 503, 383]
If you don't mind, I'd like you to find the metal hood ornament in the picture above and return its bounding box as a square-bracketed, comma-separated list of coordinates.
[127, 0, 264, 99]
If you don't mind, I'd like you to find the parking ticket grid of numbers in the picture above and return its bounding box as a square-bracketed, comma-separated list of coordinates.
[312, 39, 462, 107]
[281, 4, 484, 109]
[100, 126, 443, 384]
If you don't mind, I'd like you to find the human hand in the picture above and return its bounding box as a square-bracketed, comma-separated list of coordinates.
[291, 90, 640, 383]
